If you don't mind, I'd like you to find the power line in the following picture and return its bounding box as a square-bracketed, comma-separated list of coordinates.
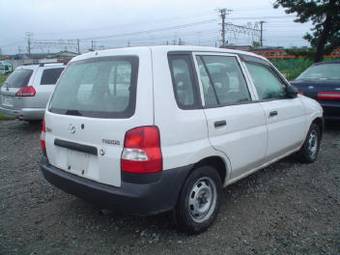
[72, 19, 217, 41]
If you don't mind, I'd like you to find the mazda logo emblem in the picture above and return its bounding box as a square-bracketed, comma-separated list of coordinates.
[68, 124, 76, 134]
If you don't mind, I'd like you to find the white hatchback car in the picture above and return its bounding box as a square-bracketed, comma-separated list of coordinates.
[0, 63, 64, 121]
[40, 46, 323, 233]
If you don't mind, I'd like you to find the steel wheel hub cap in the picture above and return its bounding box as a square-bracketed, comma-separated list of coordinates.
[308, 130, 318, 158]
[188, 177, 217, 223]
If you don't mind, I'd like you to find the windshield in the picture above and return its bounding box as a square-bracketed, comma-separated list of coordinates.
[4, 68, 33, 88]
[297, 63, 340, 81]
[48, 56, 138, 118]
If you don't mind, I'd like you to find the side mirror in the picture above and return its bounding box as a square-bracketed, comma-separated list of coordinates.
[286, 85, 298, 98]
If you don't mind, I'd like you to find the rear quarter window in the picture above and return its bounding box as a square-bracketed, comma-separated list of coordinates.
[168, 54, 201, 109]
[40, 68, 64, 85]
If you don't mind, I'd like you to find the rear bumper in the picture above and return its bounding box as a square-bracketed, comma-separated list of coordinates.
[40, 156, 192, 216]
[320, 103, 340, 120]
[0, 106, 45, 120]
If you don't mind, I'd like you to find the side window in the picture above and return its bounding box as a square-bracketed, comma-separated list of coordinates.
[245, 62, 286, 100]
[168, 55, 200, 109]
[40, 68, 64, 85]
[196, 55, 251, 107]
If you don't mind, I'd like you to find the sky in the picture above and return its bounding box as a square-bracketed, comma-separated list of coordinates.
[0, 0, 313, 54]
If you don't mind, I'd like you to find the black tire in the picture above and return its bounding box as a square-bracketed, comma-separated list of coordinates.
[174, 166, 222, 234]
[27, 120, 41, 125]
[297, 123, 321, 163]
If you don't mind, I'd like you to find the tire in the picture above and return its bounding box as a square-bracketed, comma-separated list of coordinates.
[297, 123, 321, 163]
[174, 166, 222, 234]
[27, 120, 41, 125]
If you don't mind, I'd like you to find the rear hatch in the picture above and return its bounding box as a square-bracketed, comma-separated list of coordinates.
[0, 67, 34, 109]
[44, 51, 154, 187]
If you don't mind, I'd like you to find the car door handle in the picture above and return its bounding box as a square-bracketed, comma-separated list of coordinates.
[214, 120, 227, 128]
[269, 111, 278, 117]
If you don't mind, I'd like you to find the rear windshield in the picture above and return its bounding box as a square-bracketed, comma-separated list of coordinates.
[297, 63, 340, 81]
[49, 56, 138, 118]
[40, 68, 64, 85]
[4, 68, 33, 88]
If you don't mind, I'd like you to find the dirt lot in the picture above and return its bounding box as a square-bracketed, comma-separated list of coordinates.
[0, 120, 339, 255]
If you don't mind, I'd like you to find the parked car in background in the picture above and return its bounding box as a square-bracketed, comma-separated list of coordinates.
[0, 63, 65, 121]
[0, 61, 13, 74]
[40, 46, 323, 234]
[291, 61, 340, 120]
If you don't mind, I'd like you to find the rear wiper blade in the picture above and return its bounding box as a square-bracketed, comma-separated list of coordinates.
[65, 109, 82, 116]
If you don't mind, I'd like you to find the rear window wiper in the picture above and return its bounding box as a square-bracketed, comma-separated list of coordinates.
[65, 109, 83, 116]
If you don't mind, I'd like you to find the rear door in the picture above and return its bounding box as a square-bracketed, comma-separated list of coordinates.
[193, 52, 267, 179]
[45, 50, 153, 187]
[0, 67, 34, 110]
[244, 60, 307, 160]
[33, 67, 64, 108]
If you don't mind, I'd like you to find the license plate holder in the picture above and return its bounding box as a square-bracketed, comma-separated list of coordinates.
[67, 150, 90, 174]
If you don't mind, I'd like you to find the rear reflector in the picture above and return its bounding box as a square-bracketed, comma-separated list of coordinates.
[16, 86, 36, 97]
[317, 91, 340, 101]
[40, 119, 47, 156]
[121, 126, 162, 174]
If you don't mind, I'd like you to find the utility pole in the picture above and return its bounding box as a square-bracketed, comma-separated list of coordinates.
[91, 40, 96, 51]
[76, 39, 80, 54]
[26, 32, 33, 56]
[259, 21, 265, 47]
[218, 8, 232, 47]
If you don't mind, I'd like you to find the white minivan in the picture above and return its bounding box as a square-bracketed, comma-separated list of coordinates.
[40, 46, 323, 233]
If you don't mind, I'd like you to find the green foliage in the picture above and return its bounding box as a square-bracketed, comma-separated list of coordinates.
[271, 58, 313, 80]
[0, 74, 8, 86]
[274, 0, 340, 62]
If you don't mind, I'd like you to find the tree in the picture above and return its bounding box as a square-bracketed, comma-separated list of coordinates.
[274, 0, 340, 62]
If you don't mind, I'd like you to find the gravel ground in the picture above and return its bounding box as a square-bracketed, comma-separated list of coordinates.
[0, 120, 339, 255]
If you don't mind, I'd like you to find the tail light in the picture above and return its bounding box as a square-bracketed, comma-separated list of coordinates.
[317, 91, 340, 101]
[16, 86, 36, 97]
[121, 126, 162, 174]
[40, 119, 47, 156]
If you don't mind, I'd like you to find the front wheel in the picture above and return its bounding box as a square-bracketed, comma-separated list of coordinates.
[297, 123, 321, 163]
[174, 166, 222, 234]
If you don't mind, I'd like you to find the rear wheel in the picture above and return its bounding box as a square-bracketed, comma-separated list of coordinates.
[27, 120, 41, 126]
[174, 166, 222, 234]
[297, 123, 321, 163]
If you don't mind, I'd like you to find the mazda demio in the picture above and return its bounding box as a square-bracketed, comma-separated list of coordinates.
[40, 46, 323, 233]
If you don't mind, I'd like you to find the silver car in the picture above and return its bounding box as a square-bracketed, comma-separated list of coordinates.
[0, 63, 64, 121]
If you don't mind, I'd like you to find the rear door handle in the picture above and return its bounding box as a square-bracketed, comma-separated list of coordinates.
[269, 111, 278, 117]
[214, 120, 227, 128]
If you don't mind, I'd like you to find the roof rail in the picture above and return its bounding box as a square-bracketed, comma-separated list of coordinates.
[39, 62, 64, 67]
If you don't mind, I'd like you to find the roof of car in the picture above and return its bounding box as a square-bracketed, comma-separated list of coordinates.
[71, 45, 267, 63]
[17, 62, 65, 70]
[314, 60, 340, 65]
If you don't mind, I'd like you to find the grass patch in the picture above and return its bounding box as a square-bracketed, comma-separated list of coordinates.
[271, 59, 313, 81]
[0, 113, 14, 121]
[0, 74, 8, 86]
